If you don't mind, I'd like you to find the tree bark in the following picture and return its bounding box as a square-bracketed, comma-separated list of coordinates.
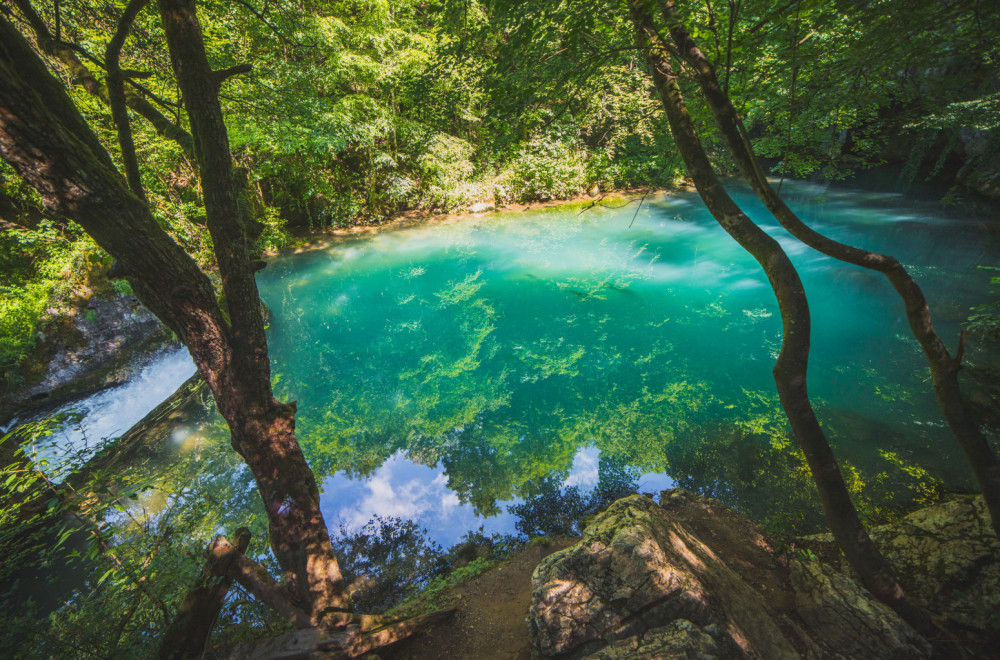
[0, 11, 350, 629]
[10, 0, 196, 160]
[658, 0, 1000, 534]
[158, 529, 252, 660]
[105, 0, 150, 202]
[156, 0, 352, 627]
[626, 0, 911, 614]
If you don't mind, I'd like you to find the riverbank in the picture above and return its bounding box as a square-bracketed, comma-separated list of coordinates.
[276, 188, 654, 254]
[381, 490, 999, 659]
[381, 537, 574, 660]
[0, 293, 175, 429]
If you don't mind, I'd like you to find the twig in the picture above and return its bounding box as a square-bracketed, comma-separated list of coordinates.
[628, 188, 652, 228]
[576, 193, 609, 214]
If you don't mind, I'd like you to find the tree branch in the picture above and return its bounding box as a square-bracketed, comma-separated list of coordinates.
[158, 529, 252, 660]
[214, 63, 252, 85]
[10, 0, 195, 160]
[232, 0, 294, 47]
[105, 0, 150, 201]
[226, 552, 312, 629]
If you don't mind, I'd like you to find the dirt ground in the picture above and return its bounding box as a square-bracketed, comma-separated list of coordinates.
[379, 538, 574, 660]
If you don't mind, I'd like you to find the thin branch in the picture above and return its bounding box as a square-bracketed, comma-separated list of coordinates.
[745, 0, 798, 34]
[628, 188, 652, 228]
[106, 0, 151, 201]
[577, 193, 610, 214]
[124, 77, 181, 110]
[232, 0, 294, 47]
[9, 0, 195, 159]
[214, 63, 252, 85]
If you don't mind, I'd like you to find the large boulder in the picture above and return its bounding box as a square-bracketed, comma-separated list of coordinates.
[801, 494, 999, 633]
[528, 491, 931, 659]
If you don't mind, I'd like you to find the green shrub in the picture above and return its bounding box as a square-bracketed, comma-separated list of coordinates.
[967, 266, 1000, 338]
[415, 133, 492, 211]
[494, 136, 588, 204]
[110, 279, 134, 297]
[0, 283, 49, 381]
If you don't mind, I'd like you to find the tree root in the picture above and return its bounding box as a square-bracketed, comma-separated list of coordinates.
[161, 531, 455, 659]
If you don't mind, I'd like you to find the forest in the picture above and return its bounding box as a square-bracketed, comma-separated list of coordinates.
[1, 0, 999, 657]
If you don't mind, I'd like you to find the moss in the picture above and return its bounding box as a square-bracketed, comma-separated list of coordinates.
[386, 557, 496, 617]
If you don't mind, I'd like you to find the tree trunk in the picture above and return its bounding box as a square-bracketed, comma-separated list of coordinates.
[626, 0, 911, 614]
[156, 0, 352, 626]
[658, 0, 1000, 534]
[105, 0, 149, 202]
[0, 12, 350, 628]
[158, 529, 252, 660]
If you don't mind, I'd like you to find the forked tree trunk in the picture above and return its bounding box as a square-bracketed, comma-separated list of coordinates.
[658, 0, 1000, 533]
[156, 0, 353, 625]
[0, 13, 351, 628]
[626, 0, 913, 616]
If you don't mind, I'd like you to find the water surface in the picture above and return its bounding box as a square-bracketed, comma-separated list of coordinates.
[38, 180, 1000, 547]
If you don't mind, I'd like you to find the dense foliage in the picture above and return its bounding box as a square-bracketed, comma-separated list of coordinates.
[1, 0, 998, 656]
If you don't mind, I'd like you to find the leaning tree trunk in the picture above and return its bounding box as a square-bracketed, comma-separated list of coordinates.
[626, 0, 914, 617]
[0, 11, 350, 628]
[155, 0, 356, 627]
[658, 0, 1000, 533]
[11, 0, 196, 160]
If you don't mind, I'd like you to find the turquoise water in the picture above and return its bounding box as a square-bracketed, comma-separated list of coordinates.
[48, 180, 1000, 547]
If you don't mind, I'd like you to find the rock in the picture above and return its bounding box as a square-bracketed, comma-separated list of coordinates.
[789, 559, 931, 658]
[1, 294, 172, 423]
[469, 201, 495, 213]
[40, 295, 162, 391]
[580, 619, 725, 659]
[529, 491, 932, 659]
[800, 495, 1000, 633]
[877, 496, 999, 632]
[528, 494, 806, 658]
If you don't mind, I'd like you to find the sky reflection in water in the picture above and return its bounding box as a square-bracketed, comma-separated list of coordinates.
[320, 448, 676, 546]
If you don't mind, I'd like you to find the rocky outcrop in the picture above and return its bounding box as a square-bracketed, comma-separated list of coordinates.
[1, 294, 171, 423]
[788, 560, 928, 658]
[800, 494, 1000, 634]
[528, 491, 955, 659]
[528, 494, 809, 658]
[38, 296, 164, 390]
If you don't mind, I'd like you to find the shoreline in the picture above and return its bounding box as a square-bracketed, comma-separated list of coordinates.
[274, 187, 673, 255]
